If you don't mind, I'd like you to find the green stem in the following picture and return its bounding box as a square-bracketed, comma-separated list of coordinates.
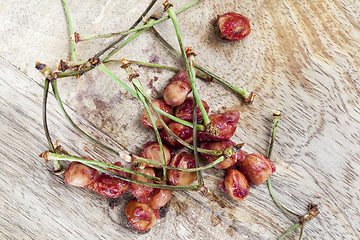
[133, 155, 225, 172]
[44, 152, 199, 191]
[97, 62, 205, 131]
[298, 222, 306, 240]
[165, 3, 211, 126]
[107, 59, 210, 81]
[51, 80, 120, 155]
[132, 78, 167, 180]
[101, 19, 155, 62]
[94, 0, 158, 59]
[61, 0, 77, 61]
[278, 222, 301, 240]
[150, 26, 254, 103]
[267, 111, 300, 218]
[192, 83, 203, 186]
[45, 152, 160, 182]
[43, 79, 61, 171]
[76, 0, 203, 42]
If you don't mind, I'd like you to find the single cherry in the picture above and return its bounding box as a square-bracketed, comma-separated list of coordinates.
[87, 162, 129, 198]
[125, 199, 158, 232]
[224, 168, 249, 201]
[218, 12, 251, 41]
[163, 69, 192, 107]
[239, 153, 276, 185]
[129, 167, 155, 198]
[200, 140, 238, 169]
[64, 158, 100, 187]
[167, 152, 197, 186]
[139, 141, 173, 168]
[197, 109, 240, 141]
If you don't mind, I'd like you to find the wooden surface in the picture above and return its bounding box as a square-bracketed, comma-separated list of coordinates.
[1, 0, 359, 239]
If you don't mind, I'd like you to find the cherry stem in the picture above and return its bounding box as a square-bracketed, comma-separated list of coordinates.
[277, 222, 301, 240]
[94, 0, 158, 59]
[165, 2, 212, 127]
[43, 152, 160, 182]
[96, 62, 205, 131]
[42, 79, 61, 172]
[51, 80, 121, 155]
[101, 19, 155, 62]
[61, 0, 77, 61]
[132, 77, 168, 180]
[107, 59, 210, 81]
[149, 26, 255, 103]
[267, 111, 301, 218]
[192, 81, 203, 186]
[43, 152, 199, 191]
[133, 155, 225, 172]
[75, 0, 203, 43]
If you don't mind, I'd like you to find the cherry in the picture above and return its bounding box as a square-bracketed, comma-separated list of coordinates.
[235, 149, 248, 166]
[200, 140, 239, 169]
[87, 162, 129, 198]
[163, 69, 192, 107]
[141, 100, 173, 130]
[125, 199, 158, 232]
[129, 167, 156, 198]
[175, 97, 210, 122]
[239, 153, 276, 185]
[218, 12, 251, 41]
[139, 141, 173, 168]
[224, 168, 249, 201]
[197, 109, 240, 141]
[160, 122, 193, 148]
[167, 152, 197, 186]
[64, 158, 100, 187]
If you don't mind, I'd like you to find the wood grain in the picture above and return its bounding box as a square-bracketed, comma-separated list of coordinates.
[0, 0, 359, 239]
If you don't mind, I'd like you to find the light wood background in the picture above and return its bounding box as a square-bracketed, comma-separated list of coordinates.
[0, 0, 359, 239]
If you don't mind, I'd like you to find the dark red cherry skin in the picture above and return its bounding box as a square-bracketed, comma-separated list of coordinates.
[163, 70, 191, 107]
[129, 167, 155, 199]
[87, 162, 129, 198]
[160, 122, 193, 148]
[141, 100, 173, 130]
[200, 140, 238, 169]
[139, 141, 173, 168]
[167, 152, 197, 186]
[64, 158, 100, 187]
[125, 199, 158, 232]
[175, 97, 210, 121]
[235, 150, 248, 166]
[224, 169, 249, 201]
[197, 110, 240, 141]
[218, 12, 251, 41]
[239, 153, 276, 185]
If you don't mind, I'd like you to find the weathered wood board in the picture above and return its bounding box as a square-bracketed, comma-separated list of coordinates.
[0, 0, 360, 239]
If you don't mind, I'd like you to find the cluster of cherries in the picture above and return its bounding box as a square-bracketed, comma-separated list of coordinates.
[63, 66, 275, 232]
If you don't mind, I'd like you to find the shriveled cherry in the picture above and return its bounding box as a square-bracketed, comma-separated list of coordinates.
[163, 69, 192, 107]
[175, 97, 210, 121]
[141, 100, 173, 130]
[129, 167, 155, 199]
[167, 152, 197, 186]
[64, 158, 100, 187]
[224, 169, 249, 201]
[218, 12, 251, 41]
[125, 199, 158, 232]
[235, 150, 248, 166]
[197, 109, 240, 141]
[139, 141, 173, 168]
[160, 122, 193, 148]
[239, 153, 276, 185]
[200, 140, 238, 169]
[87, 162, 129, 198]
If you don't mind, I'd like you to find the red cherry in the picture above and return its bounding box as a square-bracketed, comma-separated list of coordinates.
[141, 100, 173, 130]
[218, 12, 251, 41]
[167, 152, 197, 186]
[163, 70, 191, 107]
[125, 199, 157, 232]
[175, 97, 210, 121]
[224, 169, 249, 201]
[239, 154, 276, 185]
[64, 158, 100, 187]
